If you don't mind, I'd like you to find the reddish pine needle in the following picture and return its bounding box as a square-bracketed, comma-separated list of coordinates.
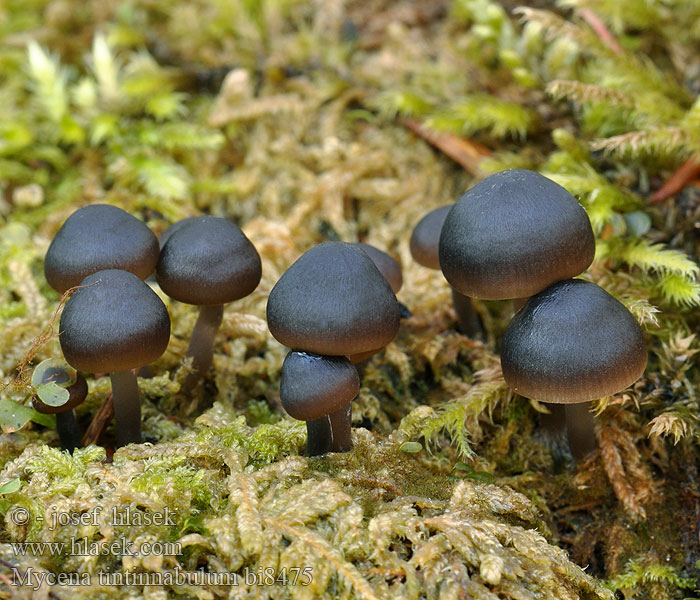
[579, 8, 700, 203]
[650, 156, 700, 203]
[399, 117, 491, 177]
[579, 8, 623, 55]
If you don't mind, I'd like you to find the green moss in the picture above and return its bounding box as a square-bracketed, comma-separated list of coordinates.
[0, 0, 698, 597]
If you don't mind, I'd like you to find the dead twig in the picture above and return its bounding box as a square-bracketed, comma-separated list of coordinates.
[81, 392, 114, 447]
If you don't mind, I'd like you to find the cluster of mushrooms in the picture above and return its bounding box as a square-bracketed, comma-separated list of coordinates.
[269, 242, 403, 455]
[37, 168, 647, 461]
[42, 205, 261, 448]
[411, 169, 647, 460]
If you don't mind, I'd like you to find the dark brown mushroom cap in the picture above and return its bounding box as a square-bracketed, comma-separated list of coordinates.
[439, 170, 595, 300]
[156, 216, 262, 306]
[267, 242, 400, 356]
[44, 204, 159, 294]
[280, 351, 359, 421]
[158, 216, 201, 250]
[410, 205, 451, 270]
[354, 243, 403, 294]
[33, 374, 88, 414]
[60, 269, 171, 373]
[501, 279, 647, 403]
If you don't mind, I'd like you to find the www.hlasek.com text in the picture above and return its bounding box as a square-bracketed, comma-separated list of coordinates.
[12, 536, 181, 558]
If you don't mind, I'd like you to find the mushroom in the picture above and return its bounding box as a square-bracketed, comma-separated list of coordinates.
[410, 205, 481, 336]
[439, 169, 595, 302]
[267, 241, 400, 454]
[32, 360, 88, 452]
[349, 243, 409, 364]
[44, 204, 159, 294]
[156, 216, 262, 391]
[501, 279, 647, 460]
[59, 269, 171, 447]
[438, 169, 596, 453]
[267, 242, 400, 357]
[410, 205, 449, 271]
[280, 351, 360, 455]
[158, 216, 201, 249]
[353, 243, 403, 295]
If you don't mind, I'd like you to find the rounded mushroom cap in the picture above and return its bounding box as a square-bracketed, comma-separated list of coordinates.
[158, 216, 201, 250]
[45, 204, 159, 294]
[267, 242, 400, 356]
[354, 243, 403, 294]
[280, 351, 359, 421]
[410, 205, 451, 270]
[439, 169, 595, 300]
[33, 373, 88, 414]
[156, 216, 262, 306]
[501, 279, 647, 403]
[60, 269, 171, 373]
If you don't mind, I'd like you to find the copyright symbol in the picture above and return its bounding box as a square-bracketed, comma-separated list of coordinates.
[9, 507, 30, 526]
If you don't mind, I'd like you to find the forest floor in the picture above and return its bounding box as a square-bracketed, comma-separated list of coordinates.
[0, 0, 699, 599]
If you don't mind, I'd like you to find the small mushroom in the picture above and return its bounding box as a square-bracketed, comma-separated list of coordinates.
[45, 204, 159, 294]
[158, 216, 201, 249]
[501, 279, 647, 460]
[267, 242, 400, 357]
[280, 351, 360, 455]
[267, 242, 400, 454]
[410, 205, 481, 336]
[60, 269, 171, 447]
[349, 242, 409, 363]
[410, 205, 450, 271]
[353, 243, 403, 295]
[439, 169, 595, 301]
[32, 360, 88, 452]
[156, 216, 262, 391]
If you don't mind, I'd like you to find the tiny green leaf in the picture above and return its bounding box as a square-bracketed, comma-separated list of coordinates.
[400, 441, 423, 453]
[30, 411, 55, 428]
[36, 382, 70, 407]
[453, 462, 495, 482]
[31, 358, 76, 388]
[453, 462, 474, 472]
[0, 478, 21, 495]
[624, 211, 651, 236]
[0, 399, 34, 433]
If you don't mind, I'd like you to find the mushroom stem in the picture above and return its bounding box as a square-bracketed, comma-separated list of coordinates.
[184, 304, 224, 390]
[306, 417, 332, 456]
[328, 404, 353, 453]
[538, 403, 569, 463]
[565, 403, 597, 461]
[450, 288, 482, 337]
[110, 370, 143, 447]
[56, 410, 81, 452]
[398, 302, 412, 319]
